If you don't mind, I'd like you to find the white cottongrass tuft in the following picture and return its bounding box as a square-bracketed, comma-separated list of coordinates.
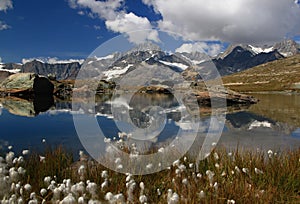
[213, 182, 218, 191]
[104, 138, 111, 143]
[126, 179, 136, 203]
[22, 150, 29, 155]
[206, 170, 215, 185]
[234, 166, 241, 173]
[255, 168, 264, 175]
[267, 150, 273, 158]
[139, 182, 145, 190]
[199, 190, 205, 198]
[39, 156, 46, 162]
[60, 193, 76, 204]
[78, 196, 85, 204]
[213, 152, 219, 160]
[139, 195, 147, 203]
[115, 158, 121, 164]
[86, 182, 97, 196]
[146, 163, 153, 169]
[24, 184, 32, 192]
[157, 188, 161, 196]
[182, 178, 188, 185]
[17, 156, 24, 164]
[172, 160, 180, 167]
[6, 151, 15, 164]
[167, 189, 179, 204]
[227, 199, 236, 204]
[101, 179, 108, 191]
[9, 167, 19, 182]
[242, 168, 249, 174]
[116, 164, 123, 170]
[158, 147, 164, 153]
[112, 193, 125, 203]
[101, 170, 108, 179]
[78, 165, 86, 180]
[104, 192, 113, 201]
[44, 176, 51, 186]
[178, 164, 186, 171]
[40, 188, 47, 197]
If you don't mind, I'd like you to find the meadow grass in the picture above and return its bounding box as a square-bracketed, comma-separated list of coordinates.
[1, 146, 300, 203]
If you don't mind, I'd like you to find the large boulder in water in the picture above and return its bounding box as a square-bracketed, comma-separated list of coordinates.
[0, 73, 54, 96]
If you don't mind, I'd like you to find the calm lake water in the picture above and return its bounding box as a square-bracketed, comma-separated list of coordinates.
[0, 93, 300, 156]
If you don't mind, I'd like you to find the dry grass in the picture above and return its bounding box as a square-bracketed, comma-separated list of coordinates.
[222, 54, 300, 93]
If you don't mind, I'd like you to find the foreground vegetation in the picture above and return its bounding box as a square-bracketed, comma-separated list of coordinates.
[0, 146, 299, 203]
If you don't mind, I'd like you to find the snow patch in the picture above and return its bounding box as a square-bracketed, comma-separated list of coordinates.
[103, 64, 133, 80]
[95, 54, 115, 61]
[248, 120, 272, 130]
[249, 45, 274, 54]
[0, 68, 21, 73]
[159, 60, 189, 70]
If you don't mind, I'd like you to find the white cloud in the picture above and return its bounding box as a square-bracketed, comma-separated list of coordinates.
[105, 12, 160, 43]
[147, 0, 300, 44]
[0, 0, 13, 31]
[93, 25, 101, 30]
[176, 42, 222, 56]
[68, 0, 159, 44]
[68, 0, 123, 20]
[0, 0, 13, 12]
[0, 21, 10, 30]
[77, 10, 85, 16]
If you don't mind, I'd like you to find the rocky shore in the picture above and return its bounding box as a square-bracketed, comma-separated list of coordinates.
[0, 72, 258, 108]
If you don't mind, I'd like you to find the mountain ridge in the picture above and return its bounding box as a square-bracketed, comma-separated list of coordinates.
[0, 39, 299, 80]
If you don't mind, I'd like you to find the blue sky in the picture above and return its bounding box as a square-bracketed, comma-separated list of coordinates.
[0, 0, 299, 63]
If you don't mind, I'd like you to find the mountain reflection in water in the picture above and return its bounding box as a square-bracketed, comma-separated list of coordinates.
[0, 93, 299, 155]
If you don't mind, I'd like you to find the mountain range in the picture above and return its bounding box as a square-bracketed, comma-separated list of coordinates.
[0, 39, 299, 81]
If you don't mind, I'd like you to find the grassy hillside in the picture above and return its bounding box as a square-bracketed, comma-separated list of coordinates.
[222, 54, 300, 92]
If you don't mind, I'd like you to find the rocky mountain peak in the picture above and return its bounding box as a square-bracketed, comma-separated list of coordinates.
[273, 39, 300, 57]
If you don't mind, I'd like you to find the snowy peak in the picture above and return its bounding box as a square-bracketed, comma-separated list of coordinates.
[128, 42, 161, 53]
[248, 45, 274, 54]
[21, 57, 85, 65]
[273, 39, 300, 57]
[219, 39, 300, 59]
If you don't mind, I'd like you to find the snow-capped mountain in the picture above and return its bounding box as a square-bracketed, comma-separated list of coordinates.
[214, 46, 284, 75]
[218, 39, 300, 59]
[0, 39, 298, 81]
[81, 47, 202, 84]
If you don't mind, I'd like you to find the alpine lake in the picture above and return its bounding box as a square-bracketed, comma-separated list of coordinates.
[0, 92, 300, 158]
